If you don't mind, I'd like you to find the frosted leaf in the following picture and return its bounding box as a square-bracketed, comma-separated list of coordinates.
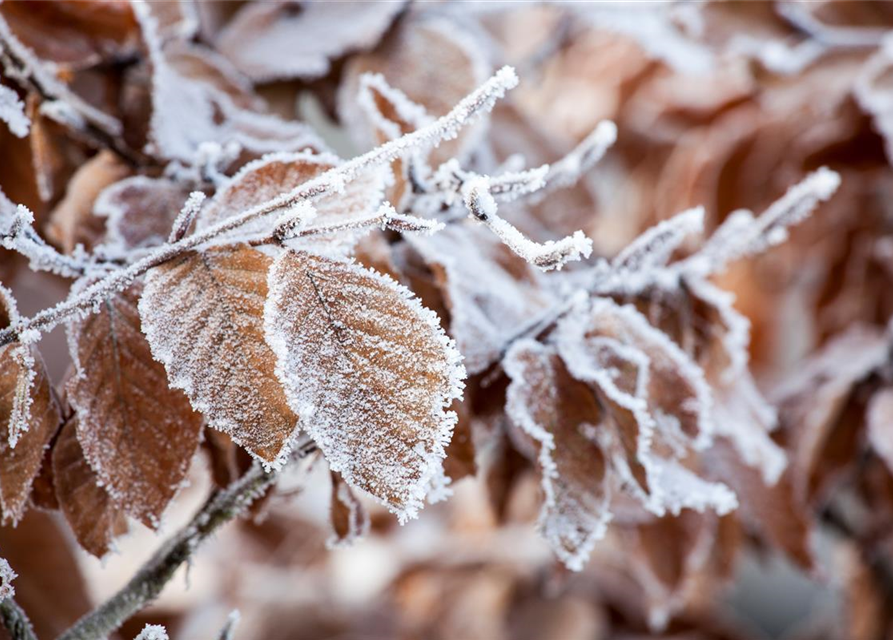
[133, 4, 325, 165]
[0, 343, 59, 523]
[558, 297, 715, 451]
[134, 625, 169, 640]
[409, 223, 553, 375]
[339, 15, 491, 165]
[354, 72, 434, 209]
[867, 388, 893, 477]
[504, 340, 611, 571]
[217, 1, 405, 82]
[462, 176, 593, 272]
[94, 176, 191, 252]
[66, 281, 204, 529]
[565, 2, 714, 74]
[264, 250, 465, 522]
[145, 0, 198, 42]
[613, 207, 704, 274]
[53, 416, 129, 558]
[139, 245, 299, 467]
[192, 150, 386, 250]
[0, 557, 15, 601]
[327, 471, 370, 549]
[0, 83, 29, 138]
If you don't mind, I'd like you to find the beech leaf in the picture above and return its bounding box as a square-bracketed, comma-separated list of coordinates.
[53, 416, 128, 558]
[66, 281, 204, 529]
[264, 249, 465, 522]
[139, 245, 299, 467]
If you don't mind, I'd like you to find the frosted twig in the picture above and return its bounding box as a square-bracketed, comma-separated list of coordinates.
[215, 610, 241, 640]
[0, 598, 35, 640]
[0, 66, 520, 347]
[681, 167, 841, 277]
[0, 205, 97, 278]
[540, 120, 617, 193]
[168, 192, 207, 243]
[462, 176, 592, 271]
[57, 462, 277, 640]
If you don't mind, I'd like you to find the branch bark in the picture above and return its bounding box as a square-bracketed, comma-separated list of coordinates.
[56, 463, 278, 640]
[0, 598, 37, 640]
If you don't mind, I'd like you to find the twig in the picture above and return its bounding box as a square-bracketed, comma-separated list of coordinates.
[0, 598, 37, 640]
[56, 464, 278, 640]
[0, 66, 520, 349]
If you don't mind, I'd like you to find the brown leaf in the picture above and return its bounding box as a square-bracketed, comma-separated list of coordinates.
[444, 398, 476, 483]
[45, 149, 130, 253]
[264, 249, 465, 521]
[53, 415, 128, 558]
[139, 245, 298, 466]
[217, 1, 405, 82]
[93, 175, 192, 251]
[328, 470, 369, 549]
[867, 387, 893, 476]
[0, 287, 61, 523]
[340, 14, 490, 164]
[66, 281, 204, 528]
[504, 340, 609, 570]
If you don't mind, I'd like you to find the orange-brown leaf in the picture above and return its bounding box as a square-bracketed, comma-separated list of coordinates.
[53, 416, 128, 558]
[139, 245, 299, 466]
[66, 281, 203, 528]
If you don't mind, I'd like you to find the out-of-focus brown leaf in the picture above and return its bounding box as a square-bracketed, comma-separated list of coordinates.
[409, 223, 552, 375]
[66, 281, 203, 528]
[218, 1, 405, 82]
[52, 415, 128, 558]
[0, 509, 91, 639]
[340, 14, 490, 164]
[866, 387, 893, 476]
[45, 149, 130, 253]
[93, 175, 191, 251]
[504, 339, 609, 570]
[328, 470, 368, 548]
[707, 440, 814, 571]
[265, 249, 464, 520]
[0, 0, 140, 70]
[139, 245, 298, 466]
[444, 398, 476, 483]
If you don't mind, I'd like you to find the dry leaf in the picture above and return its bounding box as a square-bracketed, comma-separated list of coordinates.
[264, 249, 465, 521]
[504, 339, 609, 570]
[217, 1, 405, 82]
[139, 245, 299, 466]
[53, 415, 129, 558]
[328, 470, 369, 549]
[66, 281, 204, 528]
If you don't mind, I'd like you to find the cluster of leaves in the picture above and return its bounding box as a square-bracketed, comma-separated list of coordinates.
[0, 1, 892, 639]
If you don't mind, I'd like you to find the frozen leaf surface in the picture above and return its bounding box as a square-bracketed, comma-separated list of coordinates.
[66, 281, 203, 529]
[264, 249, 465, 521]
[218, 1, 405, 82]
[0, 287, 60, 523]
[504, 339, 610, 571]
[53, 416, 128, 558]
[139, 245, 299, 467]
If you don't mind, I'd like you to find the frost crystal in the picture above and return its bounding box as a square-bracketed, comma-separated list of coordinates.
[0, 82, 29, 138]
[134, 625, 169, 640]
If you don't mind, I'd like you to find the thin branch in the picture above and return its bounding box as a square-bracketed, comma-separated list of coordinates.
[56, 463, 278, 640]
[0, 598, 37, 640]
[0, 66, 520, 348]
